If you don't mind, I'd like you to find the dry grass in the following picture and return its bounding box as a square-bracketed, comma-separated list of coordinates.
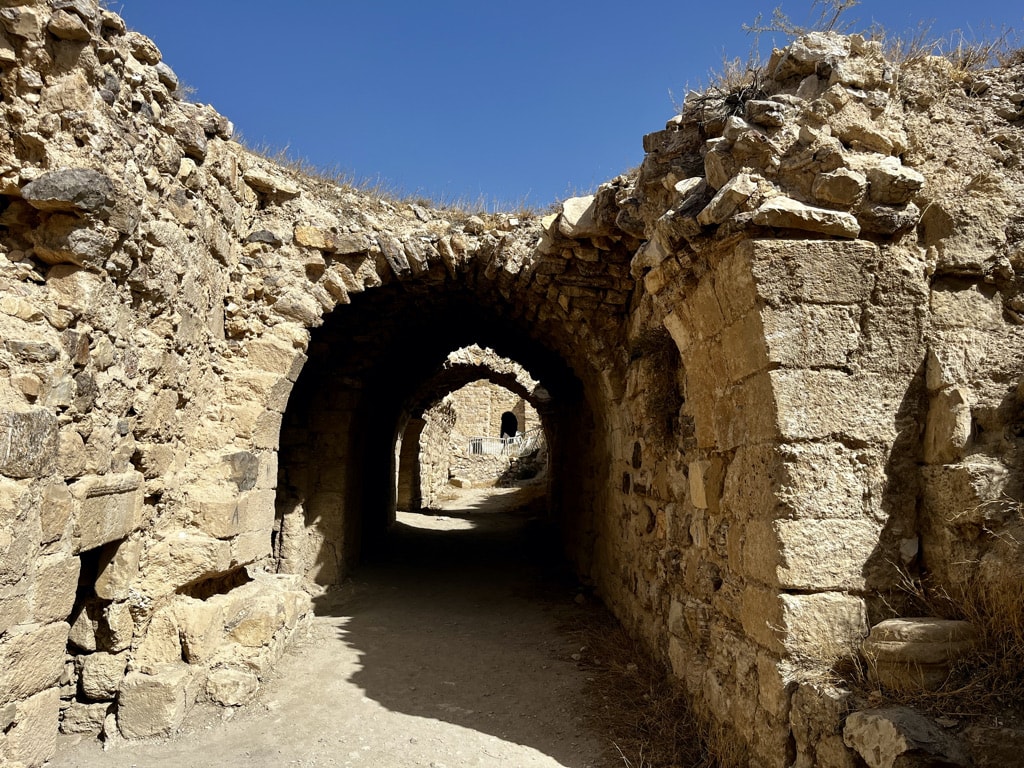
[240, 139, 542, 217]
[563, 603, 727, 768]
[859, 528, 1024, 722]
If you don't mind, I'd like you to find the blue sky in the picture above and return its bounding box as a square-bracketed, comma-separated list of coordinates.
[114, 1, 1023, 210]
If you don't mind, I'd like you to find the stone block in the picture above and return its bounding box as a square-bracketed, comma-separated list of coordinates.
[696, 172, 758, 225]
[94, 538, 142, 601]
[230, 530, 271, 566]
[117, 664, 193, 739]
[104, 601, 134, 653]
[741, 587, 866, 659]
[5, 687, 59, 768]
[557, 195, 600, 239]
[866, 157, 925, 205]
[39, 480, 72, 545]
[761, 304, 860, 368]
[136, 532, 231, 597]
[713, 372, 777, 451]
[922, 387, 972, 465]
[133, 607, 182, 667]
[844, 707, 969, 768]
[0, 408, 59, 479]
[720, 308, 769, 382]
[206, 665, 259, 707]
[776, 442, 882, 520]
[812, 168, 867, 207]
[687, 277, 725, 341]
[172, 597, 227, 664]
[771, 370, 900, 444]
[245, 333, 308, 381]
[743, 239, 877, 305]
[30, 555, 80, 624]
[70, 472, 143, 553]
[60, 701, 112, 735]
[862, 618, 978, 692]
[79, 651, 128, 701]
[930, 284, 1004, 331]
[752, 196, 860, 238]
[744, 518, 882, 591]
[0, 622, 69, 705]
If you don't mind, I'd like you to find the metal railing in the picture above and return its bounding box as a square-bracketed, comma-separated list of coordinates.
[467, 428, 544, 458]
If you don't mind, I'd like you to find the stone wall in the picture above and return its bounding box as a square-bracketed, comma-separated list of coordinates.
[0, 5, 1022, 766]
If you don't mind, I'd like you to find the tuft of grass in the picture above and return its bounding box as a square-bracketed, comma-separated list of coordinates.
[239, 139, 543, 217]
[564, 603, 725, 768]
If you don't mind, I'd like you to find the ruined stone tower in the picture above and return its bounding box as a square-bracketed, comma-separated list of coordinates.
[1, 3, 1023, 766]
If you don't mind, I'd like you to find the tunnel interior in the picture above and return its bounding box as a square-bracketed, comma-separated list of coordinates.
[274, 277, 612, 585]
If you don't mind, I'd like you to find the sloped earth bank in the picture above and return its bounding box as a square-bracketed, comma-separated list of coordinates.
[50, 486, 630, 768]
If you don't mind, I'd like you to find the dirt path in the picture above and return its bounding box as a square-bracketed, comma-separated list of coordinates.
[51, 486, 619, 768]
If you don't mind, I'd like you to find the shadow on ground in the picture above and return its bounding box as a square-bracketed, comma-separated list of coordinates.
[311, 484, 609, 768]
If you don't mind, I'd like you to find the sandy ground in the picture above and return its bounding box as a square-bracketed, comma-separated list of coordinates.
[50, 485, 619, 768]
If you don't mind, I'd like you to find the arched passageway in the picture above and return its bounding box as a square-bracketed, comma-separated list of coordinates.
[274, 277, 621, 585]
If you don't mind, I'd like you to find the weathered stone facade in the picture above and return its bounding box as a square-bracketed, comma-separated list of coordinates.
[0, 5, 1022, 766]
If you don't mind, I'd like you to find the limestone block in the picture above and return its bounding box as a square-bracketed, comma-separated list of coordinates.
[696, 173, 758, 226]
[173, 597, 228, 664]
[0, 6, 43, 39]
[206, 665, 259, 707]
[117, 664, 193, 739]
[762, 304, 860, 368]
[0, 408, 59, 479]
[104, 602, 133, 653]
[242, 168, 299, 198]
[230, 530, 272, 566]
[94, 538, 142, 601]
[70, 472, 143, 553]
[5, 687, 59, 768]
[862, 618, 978, 692]
[771, 370, 901, 444]
[812, 168, 867, 207]
[922, 387, 972, 464]
[136, 532, 231, 597]
[712, 245, 759, 324]
[704, 143, 736, 190]
[866, 158, 925, 205]
[844, 707, 969, 768]
[60, 701, 112, 735]
[226, 592, 287, 647]
[190, 484, 241, 539]
[21, 168, 113, 214]
[1, 479, 37, 589]
[134, 607, 182, 666]
[30, 555, 80, 624]
[712, 372, 777, 451]
[790, 682, 856, 768]
[57, 428, 87, 478]
[752, 196, 860, 238]
[79, 651, 128, 700]
[688, 460, 711, 509]
[743, 239, 877, 305]
[557, 195, 599, 239]
[741, 587, 866, 659]
[744, 518, 882, 590]
[776, 442, 881, 521]
[856, 201, 919, 238]
[930, 285, 1004, 331]
[67, 601, 100, 652]
[0, 622, 69, 704]
[721, 308, 769, 382]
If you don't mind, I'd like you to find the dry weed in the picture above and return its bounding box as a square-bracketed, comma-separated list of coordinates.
[563, 603, 725, 768]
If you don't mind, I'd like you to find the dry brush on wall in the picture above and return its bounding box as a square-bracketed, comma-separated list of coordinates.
[0, 3, 1022, 767]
